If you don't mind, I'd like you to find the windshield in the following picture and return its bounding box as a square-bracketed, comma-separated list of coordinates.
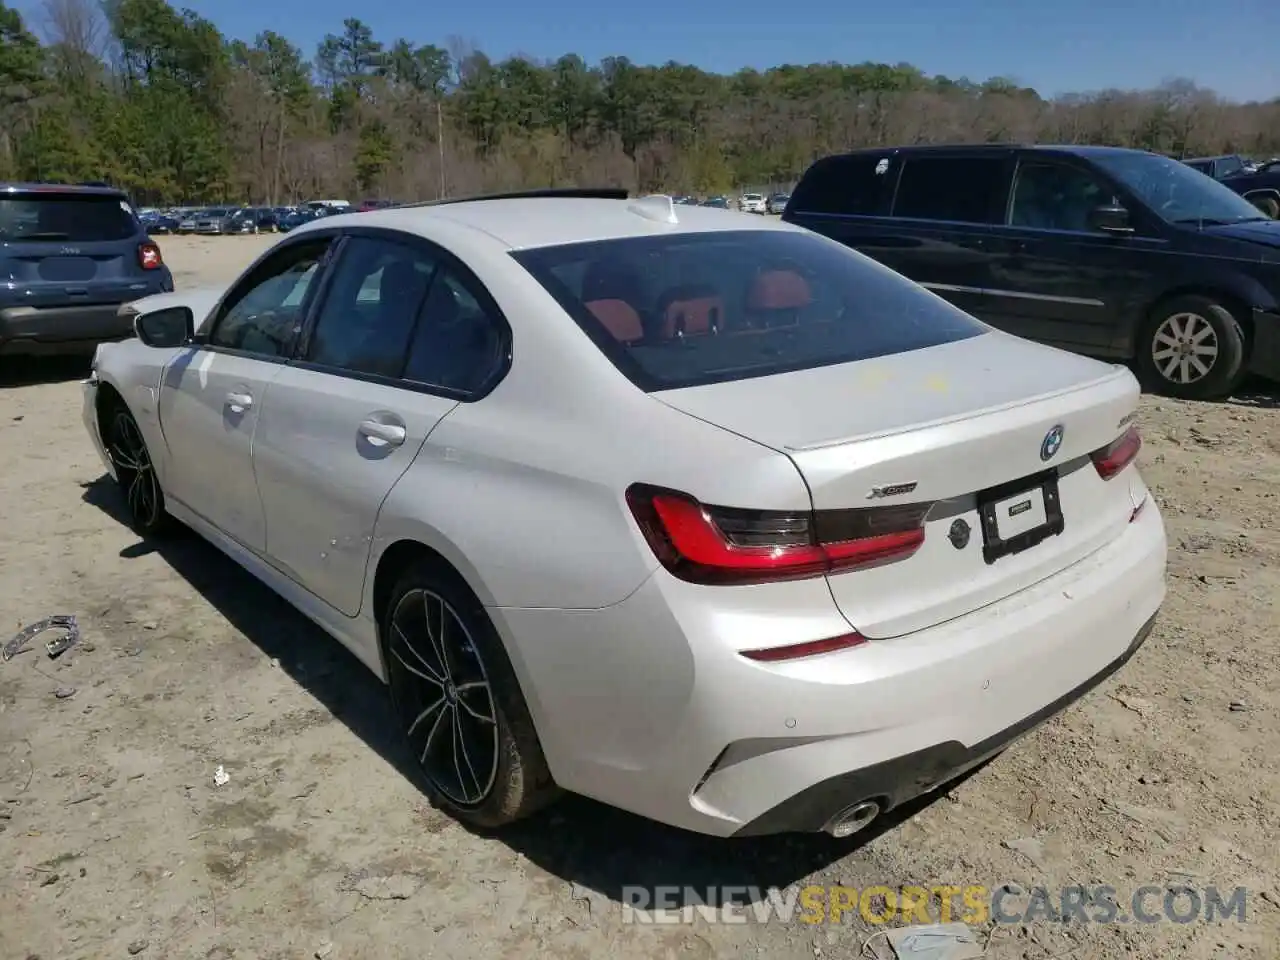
[511, 228, 988, 391]
[1093, 152, 1267, 225]
[0, 194, 136, 242]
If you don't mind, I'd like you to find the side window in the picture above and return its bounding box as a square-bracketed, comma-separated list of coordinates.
[1009, 162, 1111, 233]
[893, 156, 1008, 224]
[403, 268, 506, 395]
[306, 236, 439, 378]
[209, 240, 331, 357]
[789, 155, 894, 216]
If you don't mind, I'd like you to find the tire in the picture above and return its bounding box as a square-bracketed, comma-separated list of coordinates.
[381, 559, 559, 829]
[1136, 295, 1248, 401]
[102, 401, 175, 536]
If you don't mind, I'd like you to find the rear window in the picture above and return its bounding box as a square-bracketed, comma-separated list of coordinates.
[0, 193, 138, 243]
[511, 228, 987, 391]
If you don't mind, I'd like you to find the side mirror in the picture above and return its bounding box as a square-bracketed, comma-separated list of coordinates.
[135, 306, 195, 348]
[1088, 203, 1133, 234]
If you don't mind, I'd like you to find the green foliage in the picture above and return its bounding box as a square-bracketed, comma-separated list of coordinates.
[6, 0, 1279, 201]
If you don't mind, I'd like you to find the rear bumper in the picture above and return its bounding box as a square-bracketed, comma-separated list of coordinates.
[0, 303, 136, 356]
[495, 492, 1166, 837]
[734, 610, 1156, 835]
[1248, 307, 1280, 383]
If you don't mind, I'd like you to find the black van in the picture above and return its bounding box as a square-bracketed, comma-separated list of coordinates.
[782, 145, 1280, 400]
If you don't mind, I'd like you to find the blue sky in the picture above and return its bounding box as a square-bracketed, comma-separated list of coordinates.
[37, 0, 1280, 101]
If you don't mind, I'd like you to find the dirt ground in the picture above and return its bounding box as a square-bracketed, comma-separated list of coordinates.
[1, 234, 1277, 960]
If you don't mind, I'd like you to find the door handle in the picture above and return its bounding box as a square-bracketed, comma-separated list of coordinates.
[225, 391, 253, 413]
[359, 419, 406, 447]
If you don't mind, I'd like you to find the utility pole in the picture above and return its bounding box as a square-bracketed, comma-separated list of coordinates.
[436, 99, 446, 199]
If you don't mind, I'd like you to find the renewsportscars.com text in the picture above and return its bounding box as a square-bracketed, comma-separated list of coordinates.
[620, 884, 1249, 926]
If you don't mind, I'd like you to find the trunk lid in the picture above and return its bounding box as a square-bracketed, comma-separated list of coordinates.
[656, 332, 1144, 637]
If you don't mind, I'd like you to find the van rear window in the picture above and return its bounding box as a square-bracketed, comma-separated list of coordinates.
[511, 228, 988, 391]
[0, 193, 137, 242]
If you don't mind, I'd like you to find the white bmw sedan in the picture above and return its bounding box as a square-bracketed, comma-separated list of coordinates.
[83, 190, 1167, 838]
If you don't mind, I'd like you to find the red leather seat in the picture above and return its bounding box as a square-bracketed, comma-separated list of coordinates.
[585, 299, 644, 343]
[582, 259, 647, 344]
[658, 284, 724, 338]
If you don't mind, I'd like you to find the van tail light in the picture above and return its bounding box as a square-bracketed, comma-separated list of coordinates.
[625, 484, 931, 586]
[138, 242, 162, 270]
[1091, 426, 1141, 480]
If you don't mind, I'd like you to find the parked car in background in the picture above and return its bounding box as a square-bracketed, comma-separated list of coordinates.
[196, 207, 244, 235]
[305, 199, 351, 213]
[784, 144, 1280, 401]
[701, 196, 730, 209]
[177, 210, 201, 234]
[140, 210, 180, 234]
[1182, 154, 1251, 181]
[279, 207, 328, 232]
[0, 182, 173, 356]
[767, 192, 790, 215]
[1219, 161, 1280, 219]
[83, 189, 1164, 839]
[225, 207, 283, 233]
[739, 193, 766, 214]
[358, 199, 397, 212]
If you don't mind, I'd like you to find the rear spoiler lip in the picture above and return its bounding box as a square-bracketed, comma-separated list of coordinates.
[785, 362, 1138, 453]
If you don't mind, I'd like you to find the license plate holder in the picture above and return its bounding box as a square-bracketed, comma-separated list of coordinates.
[977, 469, 1064, 564]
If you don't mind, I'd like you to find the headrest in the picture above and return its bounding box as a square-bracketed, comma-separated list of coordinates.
[746, 270, 811, 311]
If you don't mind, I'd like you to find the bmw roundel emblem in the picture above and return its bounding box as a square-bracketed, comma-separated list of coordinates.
[1040, 424, 1065, 462]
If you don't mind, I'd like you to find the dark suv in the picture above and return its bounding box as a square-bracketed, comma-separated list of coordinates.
[1, 183, 174, 357]
[783, 145, 1280, 400]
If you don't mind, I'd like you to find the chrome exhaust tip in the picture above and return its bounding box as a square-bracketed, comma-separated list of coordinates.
[824, 800, 881, 838]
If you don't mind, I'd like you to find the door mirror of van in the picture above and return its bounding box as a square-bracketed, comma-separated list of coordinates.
[1089, 203, 1133, 234]
[135, 306, 195, 348]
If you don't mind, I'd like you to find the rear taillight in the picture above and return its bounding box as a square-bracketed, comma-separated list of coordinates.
[625, 484, 931, 586]
[138, 242, 162, 270]
[1091, 426, 1141, 480]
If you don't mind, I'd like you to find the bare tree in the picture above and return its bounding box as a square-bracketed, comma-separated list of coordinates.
[39, 0, 106, 89]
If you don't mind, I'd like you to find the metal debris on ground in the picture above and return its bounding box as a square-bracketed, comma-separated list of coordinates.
[875, 923, 985, 960]
[3, 615, 80, 662]
[213, 765, 230, 787]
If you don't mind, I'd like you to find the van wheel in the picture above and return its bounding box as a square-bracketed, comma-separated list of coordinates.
[381, 560, 560, 829]
[1137, 295, 1247, 401]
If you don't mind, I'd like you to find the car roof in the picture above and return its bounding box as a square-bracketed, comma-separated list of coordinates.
[817, 143, 1157, 162]
[293, 196, 803, 250]
[1, 181, 127, 198]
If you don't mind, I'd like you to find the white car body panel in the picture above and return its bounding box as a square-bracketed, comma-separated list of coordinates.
[83, 196, 1168, 836]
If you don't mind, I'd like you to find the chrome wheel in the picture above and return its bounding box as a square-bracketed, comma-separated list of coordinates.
[1151, 312, 1219, 385]
[388, 589, 499, 807]
[108, 410, 162, 528]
